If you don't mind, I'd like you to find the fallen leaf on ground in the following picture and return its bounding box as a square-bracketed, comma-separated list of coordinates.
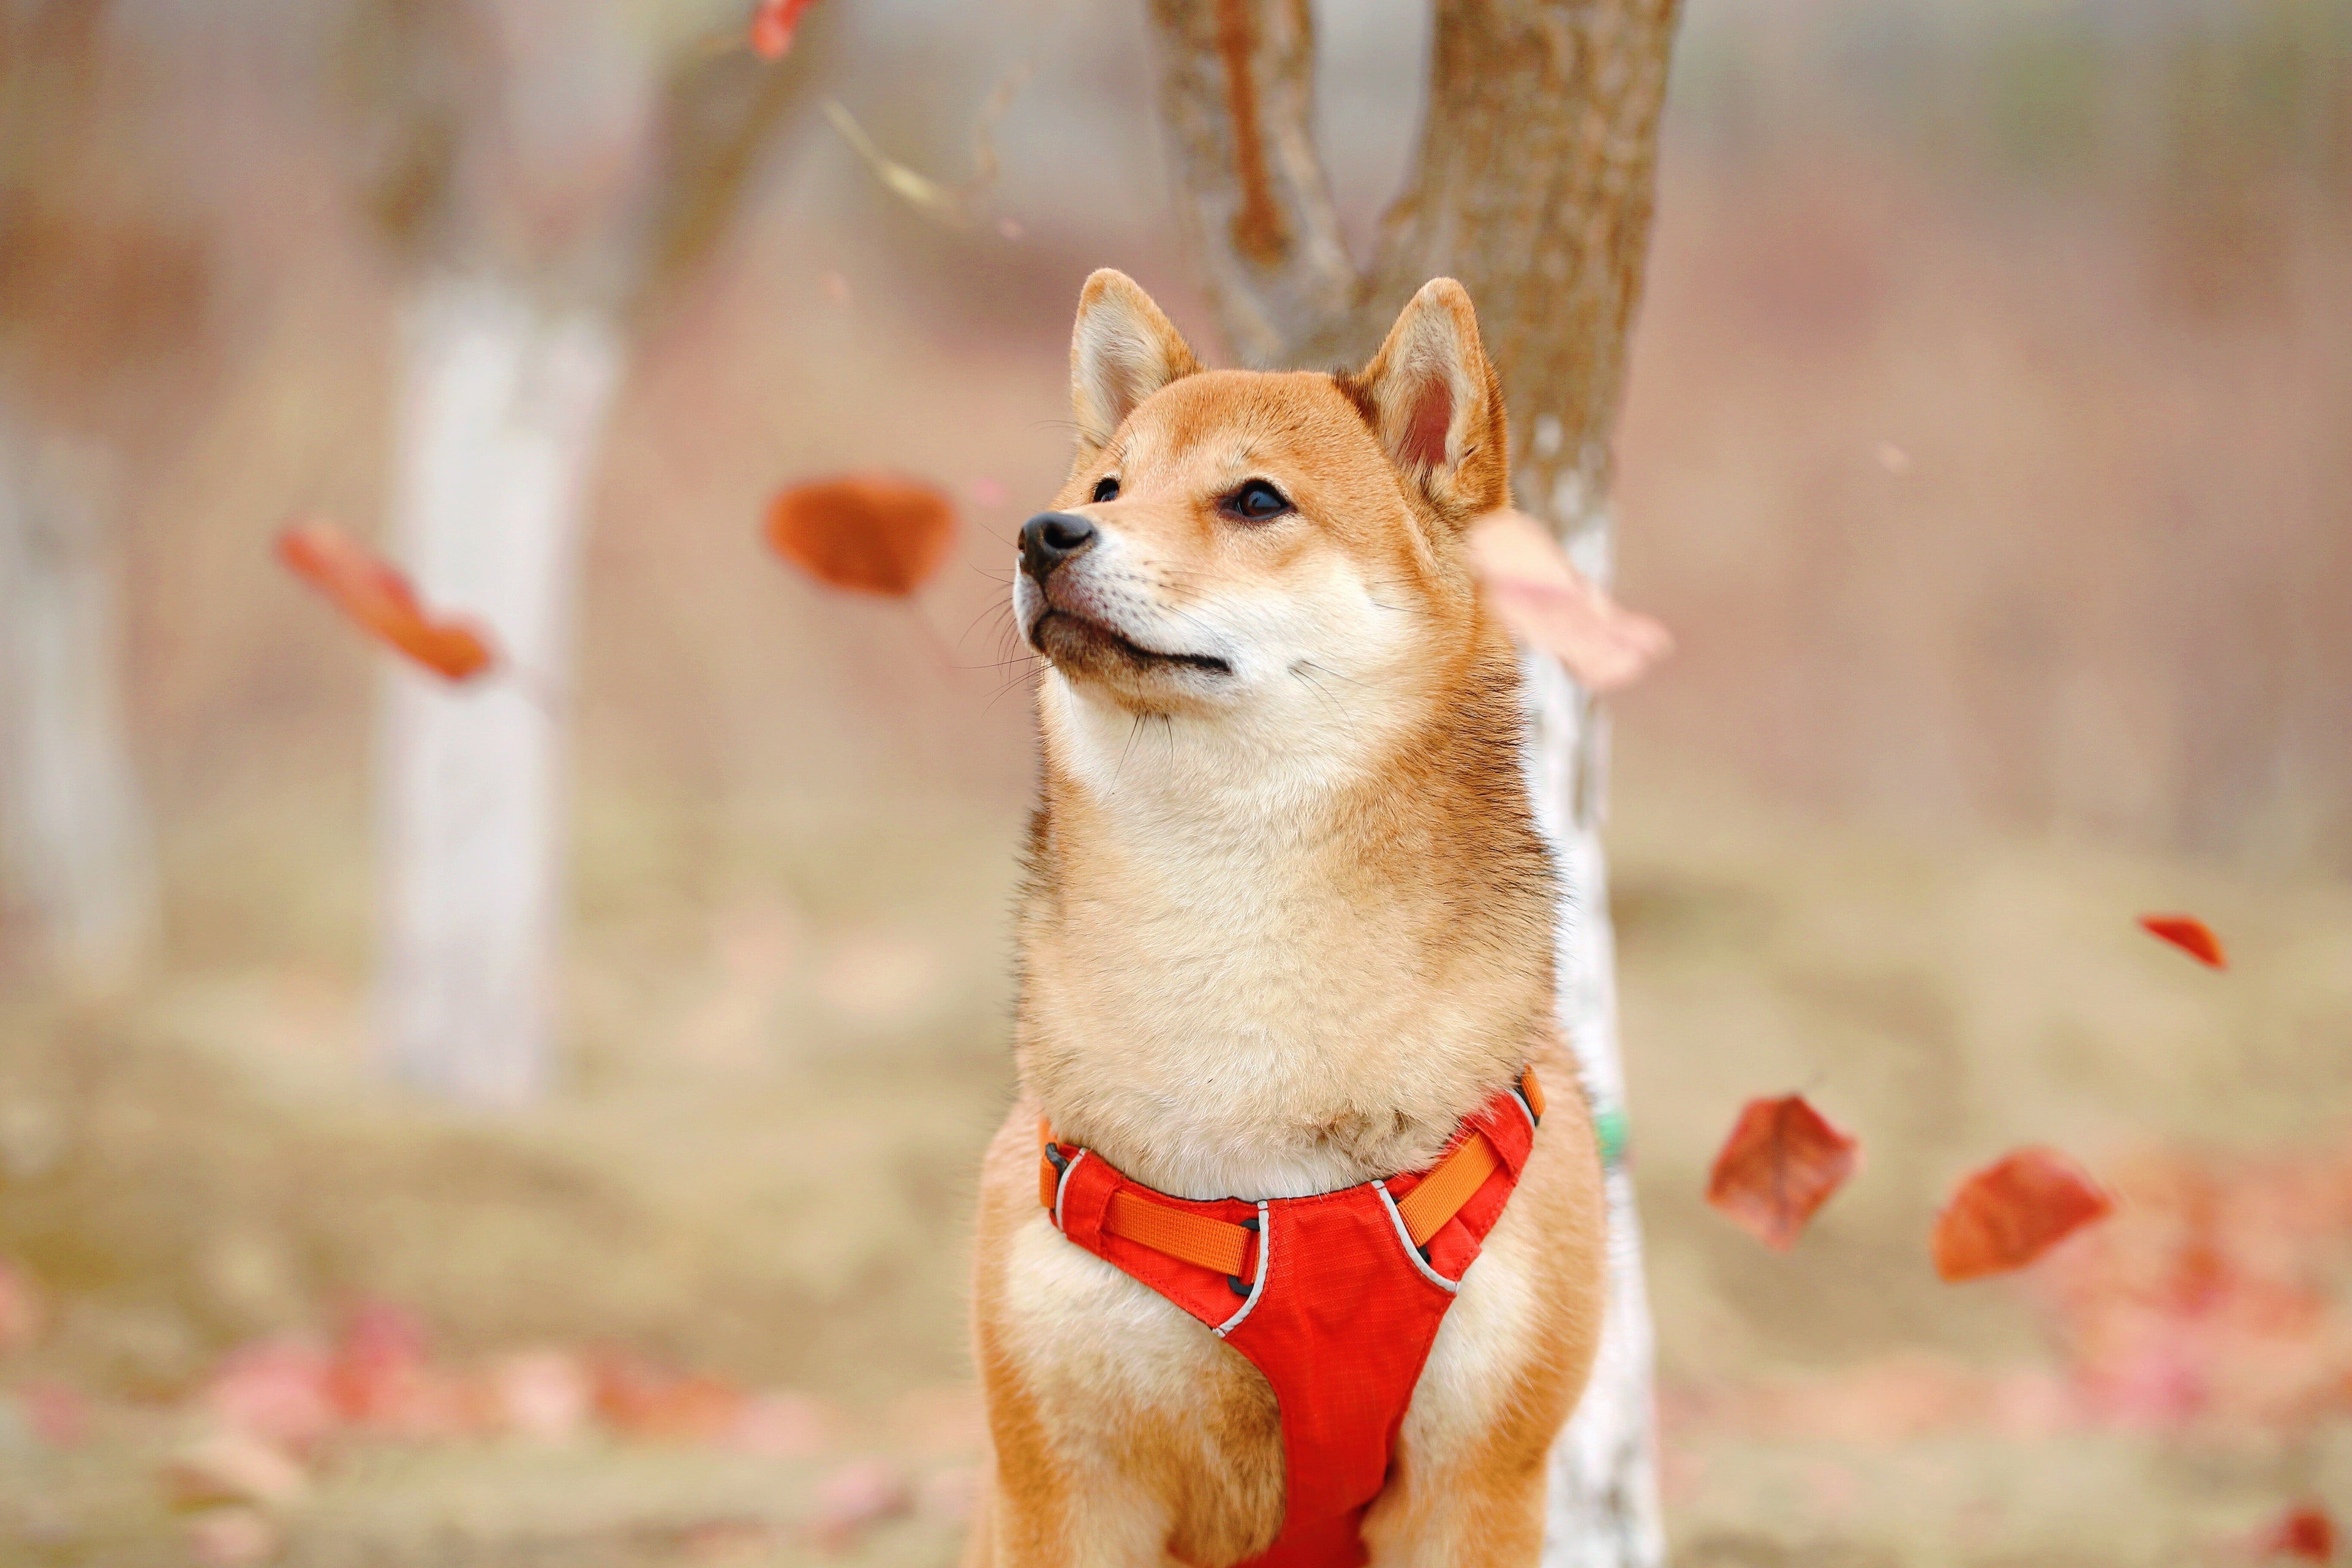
[1934, 1147, 2115, 1282]
[2261, 1504, 2339, 1561]
[750, 0, 819, 58]
[1705, 1095, 1861, 1251]
[592, 1354, 745, 1442]
[2139, 913, 2227, 969]
[329, 1301, 470, 1436]
[186, 1506, 281, 1567]
[486, 1349, 591, 1442]
[0, 1259, 42, 1353]
[916, 1465, 978, 1525]
[809, 1459, 914, 1551]
[766, 475, 956, 597]
[730, 1390, 830, 1457]
[20, 1380, 85, 1446]
[277, 521, 495, 681]
[1465, 510, 1673, 692]
[206, 1339, 337, 1450]
[162, 1432, 308, 1511]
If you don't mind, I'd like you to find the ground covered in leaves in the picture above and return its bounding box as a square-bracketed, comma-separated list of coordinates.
[2, 778, 2348, 1566]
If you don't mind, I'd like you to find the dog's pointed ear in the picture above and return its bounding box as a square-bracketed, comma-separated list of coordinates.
[1070, 269, 1202, 453]
[1346, 279, 1509, 523]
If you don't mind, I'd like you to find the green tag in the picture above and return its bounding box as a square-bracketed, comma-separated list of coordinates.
[1594, 1107, 1628, 1168]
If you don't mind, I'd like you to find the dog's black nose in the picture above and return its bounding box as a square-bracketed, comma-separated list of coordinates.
[1020, 511, 1098, 582]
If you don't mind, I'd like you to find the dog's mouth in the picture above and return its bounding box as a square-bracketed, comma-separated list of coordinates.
[1029, 608, 1232, 677]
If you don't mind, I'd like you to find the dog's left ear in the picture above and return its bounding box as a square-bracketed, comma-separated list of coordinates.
[1347, 279, 1509, 524]
[1069, 269, 1204, 454]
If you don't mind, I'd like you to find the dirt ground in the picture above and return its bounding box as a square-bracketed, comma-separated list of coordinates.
[2, 750, 2346, 1566]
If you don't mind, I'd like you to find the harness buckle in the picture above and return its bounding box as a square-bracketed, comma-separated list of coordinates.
[1227, 1215, 1261, 1297]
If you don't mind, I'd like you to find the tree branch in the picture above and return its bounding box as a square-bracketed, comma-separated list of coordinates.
[1368, 0, 1683, 543]
[1144, 0, 1356, 367]
[1144, 0, 1681, 546]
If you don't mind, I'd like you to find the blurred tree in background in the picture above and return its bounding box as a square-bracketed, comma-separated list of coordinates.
[338, 0, 834, 1105]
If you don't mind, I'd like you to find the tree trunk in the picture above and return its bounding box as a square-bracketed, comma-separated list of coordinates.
[345, 0, 824, 1107]
[0, 417, 155, 986]
[1143, 1, 1681, 1559]
[376, 276, 622, 1105]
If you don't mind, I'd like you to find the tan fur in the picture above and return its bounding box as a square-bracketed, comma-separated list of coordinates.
[969, 271, 1607, 1568]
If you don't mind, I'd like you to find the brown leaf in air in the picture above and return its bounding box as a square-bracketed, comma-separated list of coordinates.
[2139, 913, 2227, 969]
[751, 0, 819, 59]
[2261, 1504, 2339, 1561]
[1705, 1094, 1861, 1251]
[1934, 1147, 2116, 1282]
[766, 475, 956, 597]
[1466, 510, 1672, 692]
[277, 521, 495, 681]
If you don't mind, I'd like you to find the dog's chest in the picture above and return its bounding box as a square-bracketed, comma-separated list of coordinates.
[1030, 835, 1466, 1197]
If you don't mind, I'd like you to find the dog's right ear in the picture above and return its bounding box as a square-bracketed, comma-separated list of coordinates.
[1069, 270, 1202, 454]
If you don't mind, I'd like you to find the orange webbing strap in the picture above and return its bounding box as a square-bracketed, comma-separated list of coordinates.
[1393, 1068, 1544, 1248]
[1041, 1068, 1542, 1273]
[1393, 1131, 1501, 1247]
[1104, 1191, 1256, 1279]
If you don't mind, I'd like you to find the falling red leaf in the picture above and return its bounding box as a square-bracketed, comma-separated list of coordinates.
[750, 0, 820, 59]
[1934, 1147, 2116, 1283]
[2261, 1504, 2339, 1561]
[1705, 1095, 1861, 1251]
[1466, 510, 1673, 692]
[2139, 913, 2227, 969]
[765, 475, 956, 598]
[277, 521, 496, 681]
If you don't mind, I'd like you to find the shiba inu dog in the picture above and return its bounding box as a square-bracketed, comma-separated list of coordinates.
[966, 270, 1606, 1567]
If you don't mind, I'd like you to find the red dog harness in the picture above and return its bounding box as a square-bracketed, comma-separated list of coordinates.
[1039, 1070, 1545, 1568]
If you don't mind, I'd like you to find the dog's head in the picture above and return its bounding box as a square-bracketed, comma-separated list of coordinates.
[1017, 270, 1512, 780]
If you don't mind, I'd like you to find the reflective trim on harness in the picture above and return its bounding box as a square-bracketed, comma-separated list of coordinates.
[1373, 1179, 1462, 1293]
[1213, 1200, 1273, 1336]
[1053, 1148, 1087, 1230]
[1392, 1130, 1501, 1248]
[1037, 1070, 1536, 1279]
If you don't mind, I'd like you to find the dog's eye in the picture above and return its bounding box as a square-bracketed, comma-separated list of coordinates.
[1224, 480, 1292, 522]
[1091, 476, 1120, 503]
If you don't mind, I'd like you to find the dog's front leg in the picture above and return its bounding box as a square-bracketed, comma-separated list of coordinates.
[970, 1113, 1198, 1568]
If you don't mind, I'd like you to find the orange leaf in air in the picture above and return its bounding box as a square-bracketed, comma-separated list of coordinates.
[2139, 913, 2226, 969]
[766, 475, 956, 598]
[1705, 1095, 1861, 1251]
[277, 521, 496, 681]
[1465, 510, 1673, 692]
[1933, 1147, 2115, 1283]
[750, 0, 820, 59]
[2261, 1504, 2339, 1562]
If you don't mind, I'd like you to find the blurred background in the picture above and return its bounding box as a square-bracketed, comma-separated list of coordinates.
[0, 0, 2347, 1562]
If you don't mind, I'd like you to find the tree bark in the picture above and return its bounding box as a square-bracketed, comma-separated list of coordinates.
[1142, 2, 1681, 1559]
[0, 418, 156, 985]
[376, 277, 622, 1105]
[349, 1, 827, 1104]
